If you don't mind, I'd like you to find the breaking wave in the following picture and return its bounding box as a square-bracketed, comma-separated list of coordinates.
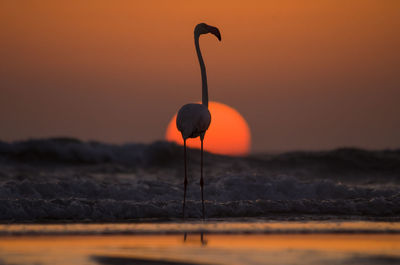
[1, 175, 399, 220]
[0, 138, 399, 221]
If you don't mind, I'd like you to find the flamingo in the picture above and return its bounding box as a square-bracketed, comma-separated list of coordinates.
[176, 23, 221, 220]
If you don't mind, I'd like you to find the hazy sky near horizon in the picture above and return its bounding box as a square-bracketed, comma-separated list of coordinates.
[1, 0, 399, 152]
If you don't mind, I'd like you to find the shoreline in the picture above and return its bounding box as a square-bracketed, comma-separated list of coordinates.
[1, 220, 400, 236]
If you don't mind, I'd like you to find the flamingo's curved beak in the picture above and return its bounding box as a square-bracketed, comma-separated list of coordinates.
[207, 26, 221, 41]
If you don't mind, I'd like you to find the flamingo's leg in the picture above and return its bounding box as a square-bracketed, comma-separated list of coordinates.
[200, 136, 205, 220]
[182, 139, 188, 220]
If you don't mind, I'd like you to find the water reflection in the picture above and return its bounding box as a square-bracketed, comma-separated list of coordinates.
[92, 233, 208, 265]
[1, 232, 400, 265]
[93, 255, 202, 265]
[183, 232, 207, 246]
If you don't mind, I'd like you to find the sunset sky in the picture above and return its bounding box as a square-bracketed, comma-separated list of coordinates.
[1, 0, 399, 152]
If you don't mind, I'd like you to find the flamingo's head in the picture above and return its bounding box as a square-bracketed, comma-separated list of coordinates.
[195, 23, 221, 41]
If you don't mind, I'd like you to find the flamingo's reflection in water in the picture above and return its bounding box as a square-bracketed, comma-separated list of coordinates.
[183, 232, 207, 246]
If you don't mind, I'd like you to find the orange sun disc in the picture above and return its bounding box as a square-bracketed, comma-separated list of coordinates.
[166, 101, 251, 156]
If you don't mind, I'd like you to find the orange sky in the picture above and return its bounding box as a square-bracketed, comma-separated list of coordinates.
[1, 0, 399, 152]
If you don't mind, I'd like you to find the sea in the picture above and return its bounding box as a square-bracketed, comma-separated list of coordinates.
[0, 138, 399, 264]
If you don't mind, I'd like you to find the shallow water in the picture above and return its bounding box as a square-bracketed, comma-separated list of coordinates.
[1, 221, 400, 265]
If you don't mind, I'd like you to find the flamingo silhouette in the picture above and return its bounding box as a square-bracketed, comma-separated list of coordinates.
[176, 23, 221, 220]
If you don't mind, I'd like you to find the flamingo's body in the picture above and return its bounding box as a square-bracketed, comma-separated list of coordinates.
[177, 23, 221, 220]
[177, 103, 211, 140]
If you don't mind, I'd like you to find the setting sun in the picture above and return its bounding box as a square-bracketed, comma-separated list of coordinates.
[166, 101, 251, 156]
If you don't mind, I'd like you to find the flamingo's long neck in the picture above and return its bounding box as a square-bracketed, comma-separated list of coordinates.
[195, 35, 208, 107]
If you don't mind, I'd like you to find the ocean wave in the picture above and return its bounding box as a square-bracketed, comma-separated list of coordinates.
[1, 196, 399, 221]
[0, 174, 399, 221]
[0, 138, 181, 166]
[1, 138, 399, 171]
[0, 138, 399, 221]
